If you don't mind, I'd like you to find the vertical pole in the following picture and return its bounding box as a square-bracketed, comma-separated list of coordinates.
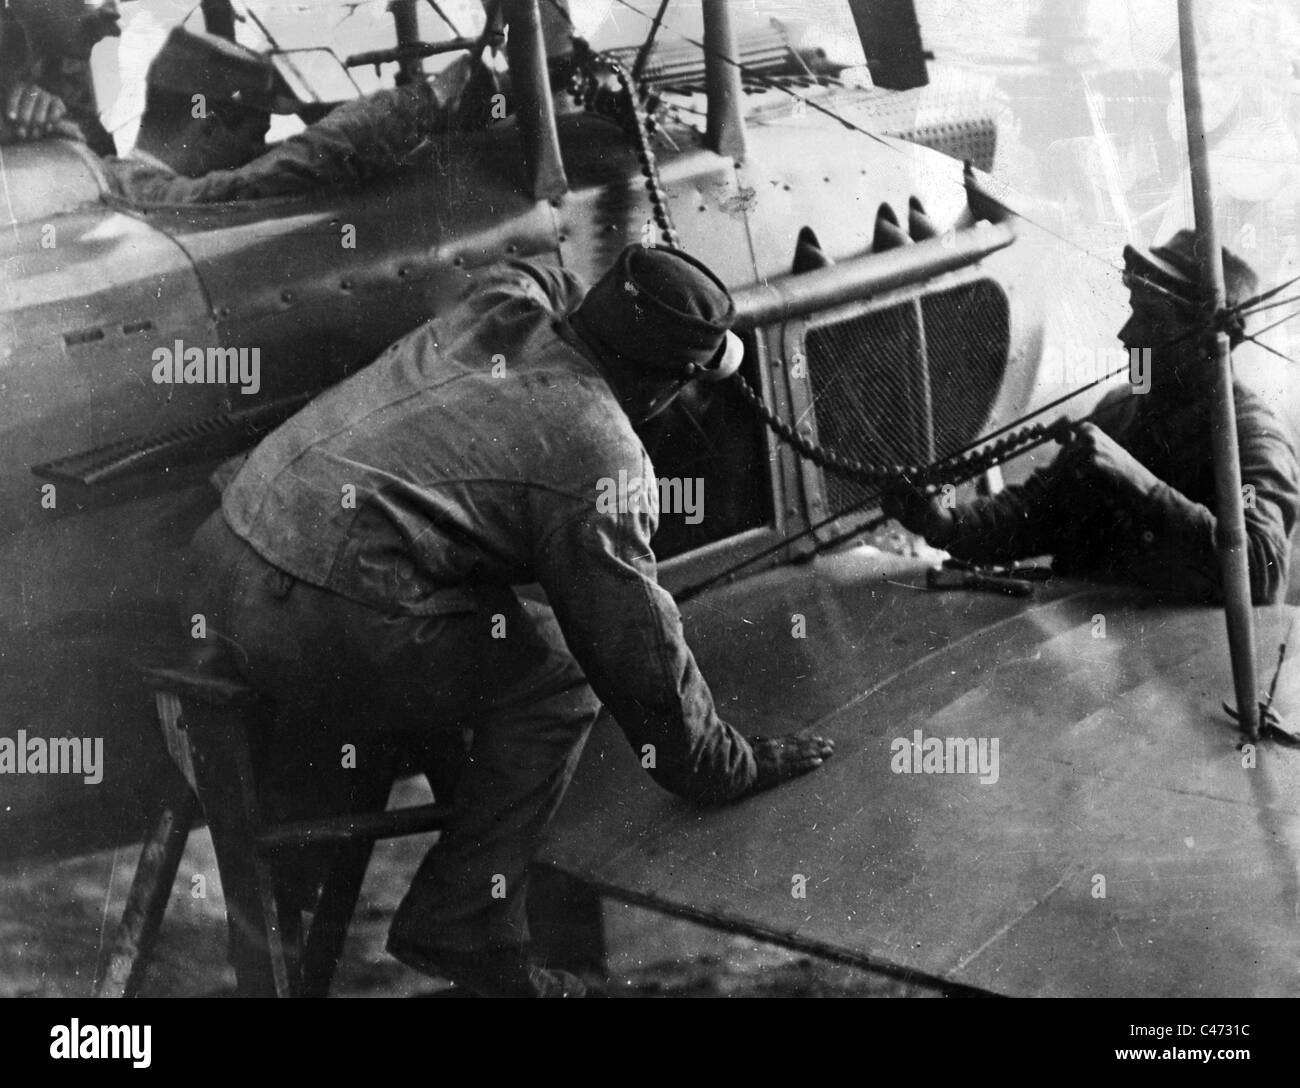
[388, 0, 424, 87]
[1177, 0, 1260, 741]
[503, 0, 569, 202]
[702, 0, 747, 161]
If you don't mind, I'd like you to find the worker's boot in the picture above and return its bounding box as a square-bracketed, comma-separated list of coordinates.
[387, 933, 587, 998]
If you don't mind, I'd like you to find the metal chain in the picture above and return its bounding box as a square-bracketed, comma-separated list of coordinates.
[608, 59, 680, 248]
[731, 373, 1067, 486]
[578, 50, 1068, 491]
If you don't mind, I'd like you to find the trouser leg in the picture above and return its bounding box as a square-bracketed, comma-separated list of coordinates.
[389, 672, 597, 955]
[187, 513, 601, 960]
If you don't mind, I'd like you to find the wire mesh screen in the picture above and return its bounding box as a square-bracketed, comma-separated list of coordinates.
[805, 279, 1010, 515]
[924, 281, 1011, 456]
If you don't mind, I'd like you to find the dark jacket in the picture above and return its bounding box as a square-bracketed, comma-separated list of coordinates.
[222, 258, 757, 803]
[941, 384, 1299, 603]
[105, 84, 445, 204]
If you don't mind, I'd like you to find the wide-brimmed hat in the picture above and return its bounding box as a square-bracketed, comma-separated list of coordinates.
[1122, 229, 1258, 311]
[573, 245, 744, 381]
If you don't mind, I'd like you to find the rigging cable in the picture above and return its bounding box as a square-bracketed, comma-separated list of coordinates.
[563, 0, 1300, 340]
[587, 0, 1126, 281]
[551, 0, 1300, 598]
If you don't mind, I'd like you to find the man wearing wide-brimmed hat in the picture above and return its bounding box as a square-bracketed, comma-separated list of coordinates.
[886, 230, 1300, 603]
[186, 244, 834, 997]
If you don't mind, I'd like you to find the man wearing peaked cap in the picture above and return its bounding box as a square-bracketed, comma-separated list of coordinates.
[100, 27, 460, 203]
[5, 24, 487, 203]
[887, 230, 1299, 604]
[569, 244, 747, 422]
[186, 245, 833, 997]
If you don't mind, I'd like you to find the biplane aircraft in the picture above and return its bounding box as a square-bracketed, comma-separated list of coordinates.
[1, 0, 1298, 998]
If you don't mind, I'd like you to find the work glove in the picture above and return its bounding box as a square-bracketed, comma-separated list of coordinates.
[1059, 422, 1160, 501]
[881, 476, 955, 544]
[746, 732, 835, 794]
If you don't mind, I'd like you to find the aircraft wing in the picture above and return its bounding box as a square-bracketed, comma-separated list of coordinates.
[538, 550, 1300, 997]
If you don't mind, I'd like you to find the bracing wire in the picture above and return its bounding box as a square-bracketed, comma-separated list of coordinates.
[584, 0, 1126, 281]
[549, 0, 1300, 601]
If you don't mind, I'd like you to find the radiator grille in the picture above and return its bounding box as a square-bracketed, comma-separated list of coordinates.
[924, 281, 1010, 454]
[805, 279, 1010, 514]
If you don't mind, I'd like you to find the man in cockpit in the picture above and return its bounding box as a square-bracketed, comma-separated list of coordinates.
[885, 231, 1300, 604]
[7, 24, 490, 204]
[107, 27, 490, 204]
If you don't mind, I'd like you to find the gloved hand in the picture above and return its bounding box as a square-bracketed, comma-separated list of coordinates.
[747, 732, 835, 794]
[1059, 422, 1160, 500]
[881, 477, 955, 543]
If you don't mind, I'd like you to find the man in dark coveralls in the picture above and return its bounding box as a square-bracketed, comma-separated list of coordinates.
[5, 24, 489, 204]
[886, 231, 1300, 604]
[187, 245, 835, 997]
[101, 28, 483, 204]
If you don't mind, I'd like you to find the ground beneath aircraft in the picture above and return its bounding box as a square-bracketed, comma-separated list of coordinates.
[0, 775, 934, 999]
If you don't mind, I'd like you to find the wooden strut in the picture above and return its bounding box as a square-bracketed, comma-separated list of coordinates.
[1177, 0, 1261, 742]
[95, 792, 199, 998]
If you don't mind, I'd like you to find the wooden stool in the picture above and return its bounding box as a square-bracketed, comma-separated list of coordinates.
[97, 649, 453, 998]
